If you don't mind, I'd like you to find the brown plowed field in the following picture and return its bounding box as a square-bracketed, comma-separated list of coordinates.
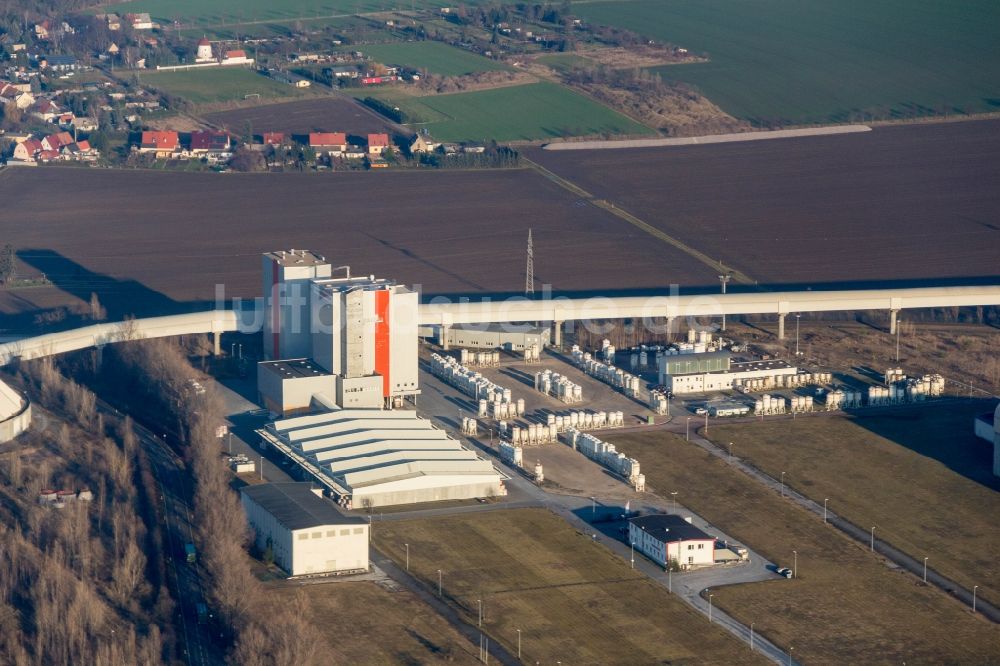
[528, 120, 1000, 287]
[0, 167, 715, 326]
[201, 96, 401, 138]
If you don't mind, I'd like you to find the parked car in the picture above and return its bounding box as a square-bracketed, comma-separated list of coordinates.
[777, 567, 793, 579]
[695, 407, 708, 415]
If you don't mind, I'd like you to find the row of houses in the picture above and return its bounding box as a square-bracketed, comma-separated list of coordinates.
[136, 130, 394, 160]
[11, 130, 98, 163]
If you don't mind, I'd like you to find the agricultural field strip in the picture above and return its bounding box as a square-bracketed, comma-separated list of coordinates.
[524, 157, 755, 283]
[607, 430, 1000, 663]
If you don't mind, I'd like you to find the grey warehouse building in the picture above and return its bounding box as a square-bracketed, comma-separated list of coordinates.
[443, 323, 551, 350]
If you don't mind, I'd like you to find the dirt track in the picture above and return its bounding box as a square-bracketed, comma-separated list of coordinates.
[527, 119, 1000, 287]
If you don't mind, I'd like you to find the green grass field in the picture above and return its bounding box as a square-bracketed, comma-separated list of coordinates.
[710, 404, 1000, 607]
[140, 68, 311, 104]
[104, 0, 462, 25]
[575, 0, 1000, 125]
[373, 508, 764, 665]
[387, 81, 655, 141]
[534, 53, 592, 72]
[607, 430, 1000, 664]
[359, 42, 511, 76]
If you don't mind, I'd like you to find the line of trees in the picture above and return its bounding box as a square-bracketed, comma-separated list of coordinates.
[0, 358, 171, 664]
[104, 338, 324, 663]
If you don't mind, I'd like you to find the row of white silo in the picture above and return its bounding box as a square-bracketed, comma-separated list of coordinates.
[571, 348, 642, 398]
[545, 409, 624, 432]
[431, 353, 517, 410]
[753, 394, 787, 415]
[788, 395, 813, 413]
[459, 349, 501, 367]
[524, 344, 541, 363]
[885, 367, 905, 384]
[820, 388, 863, 410]
[867, 377, 943, 406]
[480, 398, 525, 420]
[461, 417, 479, 435]
[503, 421, 558, 446]
[599, 339, 617, 363]
[499, 441, 523, 468]
[782, 372, 833, 388]
[535, 369, 583, 403]
[562, 428, 644, 490]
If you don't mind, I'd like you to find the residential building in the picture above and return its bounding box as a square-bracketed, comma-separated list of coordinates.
[409, 134, 437, 154]
[126, 13, 153, 30]
[223, 49, 253, 65]
[12, 139, 42, 162]
[105, 14, 122, 31]
[189, 130, 232, 155]
[41, 131, 73, 152]
[41, 55, 78, 72]
[139, 130, 180, 158]
[309, 132, 347, 156]
[29, 99, 61, 122]
[629, 515, 716, 569]
[367, 133, 390, 155]
[262, 132, 285, 146]
[240, 482, 368, 576]
[0, 83, 33, 110]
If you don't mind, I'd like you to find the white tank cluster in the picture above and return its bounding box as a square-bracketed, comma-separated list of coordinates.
[736, 371, 833, 392]
[430, 354, 520, 418]
[662, 329, 723, 356]
[500, 420, 558, 445]
[563, 428, 644, 490]
[629, 345, 667, 371]
[649, 389, 670, 415]
[820, 388, 863, 410]
[869, 370, 945, 406]
[788, 395, 814, 413]
[524, 344, 541, 363]
[545, 409, 624, 432]
[461, 417, 479, 435]
[499, 441, 523, 468]
[753, 394, 788, 415]
[571, 345, 642, 398]
[535, 369, 583, 403]
[599, 339, 617, 363]
[458, 349, 501, 367]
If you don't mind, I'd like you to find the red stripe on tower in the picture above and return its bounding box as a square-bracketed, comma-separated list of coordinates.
[271, 259, 280, 359]
[374, 289, 391, 397]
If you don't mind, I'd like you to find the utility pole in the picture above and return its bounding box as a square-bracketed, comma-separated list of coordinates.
[525, 228, 534, 296]
[718, 271, 732, 331]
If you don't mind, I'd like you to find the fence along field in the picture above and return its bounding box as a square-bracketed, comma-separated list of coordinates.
[576, 0, 1000, 125]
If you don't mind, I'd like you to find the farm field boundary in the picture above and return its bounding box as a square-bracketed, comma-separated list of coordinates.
[543, 124, 871, 150]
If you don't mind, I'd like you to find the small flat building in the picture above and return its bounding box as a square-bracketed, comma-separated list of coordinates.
[257, 359, 335, 416]
[445, 323, 550, 351]
[629, 514, 716, 570]
[241, 482, 368, 576]
[660, 353, 798, 394]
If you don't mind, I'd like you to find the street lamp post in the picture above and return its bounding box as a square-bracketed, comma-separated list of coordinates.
[630, 542, 635, 569]
[708, 593, 715, 622]
[789, 646, 794, 666]
[923, 557, 928, 583]
[750, 623, 755, 652]
[823, 498, 829, 524]
[686, 417, 691, 441]
[973, 585, 979, 613]
[780, 472, 785, 497]
[671, 491, 678, 514]
[478, 599, 482, 627]
[591, 497, 596, 516]
[728, 442, 733, 461]
[870, 526, 876, 552]
[405, 543, 409, 571]
[437, 569, 442, 597]
[516, 629, 521, 659]
[895, 319, 903, 363]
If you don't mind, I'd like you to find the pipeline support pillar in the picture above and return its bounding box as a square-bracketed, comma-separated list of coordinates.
[553, 321, 563, 348]
[778, 314, 786, 340]
[213, 331, 221, 356]
[889, 309, 899, 335]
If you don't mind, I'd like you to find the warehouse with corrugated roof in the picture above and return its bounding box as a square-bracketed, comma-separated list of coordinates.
[259, 409, 506, 508]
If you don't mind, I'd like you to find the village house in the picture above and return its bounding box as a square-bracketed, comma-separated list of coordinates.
[262, 132, 285, 146]
[126, 13, 153, 30]
[139, 130, 181, 158]
[39, 55, 79, 72]
[223, 49, 253, 66]
[309, 132, 347, 156]
[0, 83, 34, 110]
[30, 99, 62, 122]
[41, 131, 74, 152]
[409, 134, 437, 154]
[104, 14, 122, 31]
[189, 130, 232, 157]
[12, 138, 43, 162]
[367, 133, 390, 156]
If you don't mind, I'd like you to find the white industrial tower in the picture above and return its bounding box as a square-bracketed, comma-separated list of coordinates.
[525, 228, 534, 295]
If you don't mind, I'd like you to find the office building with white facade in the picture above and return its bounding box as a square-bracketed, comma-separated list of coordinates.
[629, 514, 716, 570]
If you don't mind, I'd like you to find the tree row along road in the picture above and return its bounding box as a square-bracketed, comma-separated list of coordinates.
[685, 425, 1000, 623]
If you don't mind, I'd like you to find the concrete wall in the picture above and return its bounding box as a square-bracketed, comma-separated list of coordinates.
[0, 402, 30, 443]
[337, 375, 383, 409]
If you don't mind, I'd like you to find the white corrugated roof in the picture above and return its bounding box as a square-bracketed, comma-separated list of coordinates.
[271, 410, 500, 495]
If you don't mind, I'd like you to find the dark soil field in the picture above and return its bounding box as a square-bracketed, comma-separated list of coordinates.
[0, 167, 716, 328]
[528, 120, 1000, 287]
[201, 96, 402, 138]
